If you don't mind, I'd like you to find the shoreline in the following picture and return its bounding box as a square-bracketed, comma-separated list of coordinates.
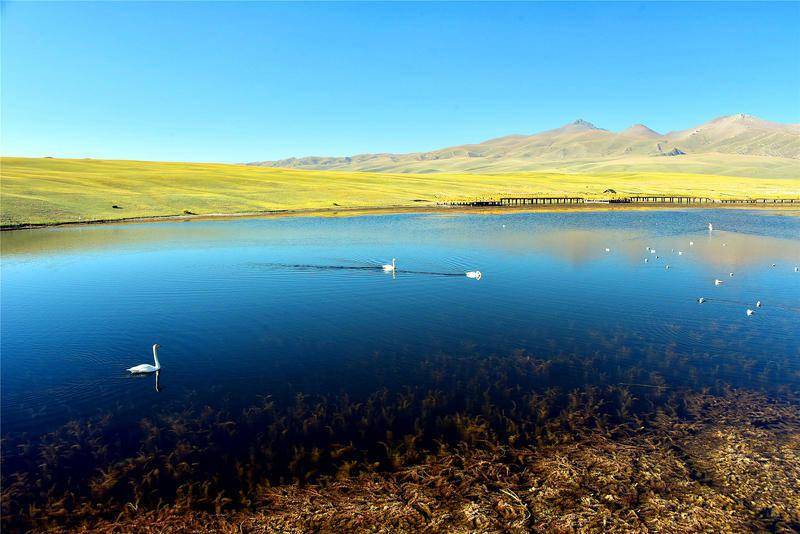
[3, 202, 799, 232]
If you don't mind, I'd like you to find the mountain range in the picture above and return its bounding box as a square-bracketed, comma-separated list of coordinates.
[249, 114, 800, 177]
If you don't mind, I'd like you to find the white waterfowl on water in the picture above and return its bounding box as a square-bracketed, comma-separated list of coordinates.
[729, 272, 734, 277]
[771, 263, 776, 268]
[756, 300, 762, 308]
[714, 279, 724, 285]
[605, 248, 611, 252]
[465, 271, 482, 280]
[697, 297, 706, 304]
[795, 266, 799, 272]
[128, 344, 161, 374]
[382, 258, 396, 272]
[690, 241, 694, 246]
[644, 258, 649, 263]
[665, 265, 670, 270]
[678, 251, 684, 255]
[708, 223, 713, 231]
[746, 309, 755, 316]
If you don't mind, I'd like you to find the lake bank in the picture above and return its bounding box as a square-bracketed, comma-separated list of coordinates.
[3, 156, 799, 228]
[3, 202, 800, 231]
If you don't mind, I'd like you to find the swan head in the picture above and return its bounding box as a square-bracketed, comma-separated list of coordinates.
[153, 343, 161, 350]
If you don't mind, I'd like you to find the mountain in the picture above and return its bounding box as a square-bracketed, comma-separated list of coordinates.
[620, 124, 662, 138]
[249, 114, 800, 174]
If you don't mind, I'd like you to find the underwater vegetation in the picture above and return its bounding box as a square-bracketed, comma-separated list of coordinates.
[2, 347, 799, 532]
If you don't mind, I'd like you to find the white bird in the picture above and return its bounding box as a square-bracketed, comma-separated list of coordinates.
[756, 300, 762, 308]
[689, 241, 694, 246]
[729, 272, 734, 277]
[465, 270, 482, 280]
[605, 248, 611, 252]
[382, 258, 396, 272]
[708, 223, 713, 231]
[746, 309, 754, 316]
[697, 297, 706, 304]
[665, 265, 670, 270]
[714, 279, 724, 285]
[678, 251, 683, 255]
[671, 248, 674, 253]
[771, 263, 776, 268]
[128, 344, 161, 374]
[650, 250, 656, 254]
[722, 243, 727, 247]
[644, 258, 649, 263]
[795, 266, 799, 272]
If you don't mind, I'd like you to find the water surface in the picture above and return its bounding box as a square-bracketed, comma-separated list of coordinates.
[2, 209, 799, 436]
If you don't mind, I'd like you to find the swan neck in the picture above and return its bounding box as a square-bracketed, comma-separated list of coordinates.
[153, 345, 161, 369]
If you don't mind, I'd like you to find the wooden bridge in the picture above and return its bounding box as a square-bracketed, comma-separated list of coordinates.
[445, 196, 800, 207]
[500, 197, 585, 206]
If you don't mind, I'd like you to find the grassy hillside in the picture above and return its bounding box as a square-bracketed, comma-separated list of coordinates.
[2, 157, 799, 227]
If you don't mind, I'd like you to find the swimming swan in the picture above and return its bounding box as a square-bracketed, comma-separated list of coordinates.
[465, 271, 482, 280]
[708, 223, 713, 231]
[746, 309, 754, 316]
[714, 279, 724, 285]
[382, 258, 396, 272]
[128, 344, 161, 374]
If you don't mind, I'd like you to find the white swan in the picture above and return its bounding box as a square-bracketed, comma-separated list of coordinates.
[689, 241, 694, 246]
[697, 297, 706, 304]
[382, 258, 396, 272]
[746, 309, 754, 316]
[665, 265, 670, 269]
[644, 258, 649, 263]
[708, 223, 713, 231]
[714, 279, 724, 285]
[756, 300, 762, 308]
[604, 248, 610, 252]
[465, 270, 482, 280]
[678, 251, 683, 255]
[128, 344, 161, 374]
[729, 272, 734, 277]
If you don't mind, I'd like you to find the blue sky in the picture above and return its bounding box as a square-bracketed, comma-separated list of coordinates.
[2, 1, 798, 163]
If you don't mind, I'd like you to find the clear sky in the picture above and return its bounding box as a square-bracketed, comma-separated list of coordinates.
[2, 1, 799, 163]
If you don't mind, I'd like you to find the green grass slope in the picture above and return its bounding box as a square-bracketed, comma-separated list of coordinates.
[2, 157, 799, 227]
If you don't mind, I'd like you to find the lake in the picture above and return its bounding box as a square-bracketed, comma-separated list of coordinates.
[2, 208, 799, 526]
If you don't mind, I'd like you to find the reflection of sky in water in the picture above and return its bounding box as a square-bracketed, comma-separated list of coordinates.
[2, 209, 799, 435]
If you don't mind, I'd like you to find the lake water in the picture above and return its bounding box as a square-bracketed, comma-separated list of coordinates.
[2, 209, 799, 439]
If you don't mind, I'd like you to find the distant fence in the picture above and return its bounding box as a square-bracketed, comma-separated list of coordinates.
[445, 196, 800, 207]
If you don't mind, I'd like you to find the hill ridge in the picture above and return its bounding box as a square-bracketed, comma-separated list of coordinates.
[250, 114, 800, 172]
